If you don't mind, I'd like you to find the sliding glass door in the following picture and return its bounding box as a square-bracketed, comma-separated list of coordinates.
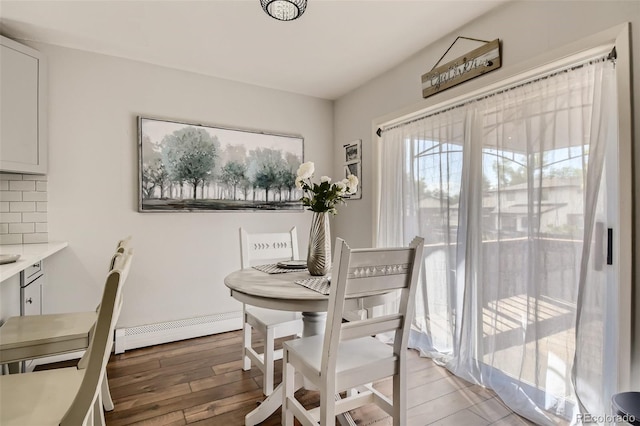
[378, 58, 620, 424]
[476, 109, 614, 420]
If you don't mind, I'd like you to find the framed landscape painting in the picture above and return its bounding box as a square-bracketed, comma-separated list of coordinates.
[138, 117, 304, 212]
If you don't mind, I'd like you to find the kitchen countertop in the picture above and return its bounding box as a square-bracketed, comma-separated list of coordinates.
[0, 242, 68, 282]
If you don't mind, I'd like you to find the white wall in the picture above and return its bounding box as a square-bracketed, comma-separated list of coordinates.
[333, 1, 640, 382]
[32, 44, 332, 329]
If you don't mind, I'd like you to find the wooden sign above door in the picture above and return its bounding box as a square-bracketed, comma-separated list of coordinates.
[421, 38, 501, 99]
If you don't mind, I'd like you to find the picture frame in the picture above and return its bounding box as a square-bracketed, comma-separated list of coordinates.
[343, 139, 362, 200]
[138, 116, 304, 212]
[344, 140, 361, 163]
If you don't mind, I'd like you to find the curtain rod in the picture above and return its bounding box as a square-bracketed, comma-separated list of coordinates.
[376, 47, 616, 138]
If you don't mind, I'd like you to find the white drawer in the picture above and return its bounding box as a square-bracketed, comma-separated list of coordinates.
[24, 261, 42, 281]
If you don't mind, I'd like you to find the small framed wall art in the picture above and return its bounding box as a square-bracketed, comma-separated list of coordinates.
[343, 139, 362, 199]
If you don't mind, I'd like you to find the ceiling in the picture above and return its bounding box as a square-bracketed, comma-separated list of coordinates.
[0, 0, 507, 100]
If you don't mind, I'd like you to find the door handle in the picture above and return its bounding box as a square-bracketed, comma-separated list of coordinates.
[607, 228, 613, 265]
[594, 222, 613, 270]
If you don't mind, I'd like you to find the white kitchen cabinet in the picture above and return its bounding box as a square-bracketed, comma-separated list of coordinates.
[21, 275, 42, 316]
[21, 261, 43, 316]
[0, 35, 47, 174]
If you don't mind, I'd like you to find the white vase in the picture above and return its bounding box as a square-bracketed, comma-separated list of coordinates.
[307, 211, 331, 276]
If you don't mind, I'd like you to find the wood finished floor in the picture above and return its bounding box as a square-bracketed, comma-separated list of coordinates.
[90, 330, 536, 425]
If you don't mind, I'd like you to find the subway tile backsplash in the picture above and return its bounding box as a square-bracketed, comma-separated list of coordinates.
[0, 173, 48, 245]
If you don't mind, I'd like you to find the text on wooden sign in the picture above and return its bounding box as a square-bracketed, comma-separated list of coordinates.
[421, 39, 501, 98]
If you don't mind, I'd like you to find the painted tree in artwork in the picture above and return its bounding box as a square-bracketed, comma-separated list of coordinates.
[143, 158, 170, 198]
[141, 135, 170, 199]
[246, 148, 288, 202]
[220, 161, 247, 200]
[282, 152, 302, 200]
[162, 126, 219, 199]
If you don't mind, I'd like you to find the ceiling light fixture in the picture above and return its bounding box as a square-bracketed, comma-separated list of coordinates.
[260, 0, 307, 21]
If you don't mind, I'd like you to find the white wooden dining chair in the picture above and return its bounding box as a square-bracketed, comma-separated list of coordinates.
[0, 249, 133, 426]
[282, 236, 425, 426]
[0, 236, 132, 412]
[239, 227, 303, 396]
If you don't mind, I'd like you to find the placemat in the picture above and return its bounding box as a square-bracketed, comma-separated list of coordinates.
[294, 277, 331, 295]
[253, 263, 307, 274]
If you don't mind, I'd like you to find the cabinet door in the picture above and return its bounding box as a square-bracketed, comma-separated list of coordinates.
[0, 36, 47, 174]
[22, 276, 42, 316]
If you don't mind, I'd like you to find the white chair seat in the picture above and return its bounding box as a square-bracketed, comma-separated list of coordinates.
[0, 357, 85, 425]
[0, 312, 97, 364]
[285, 335, 396, 388]
[246, 306, 300, 329]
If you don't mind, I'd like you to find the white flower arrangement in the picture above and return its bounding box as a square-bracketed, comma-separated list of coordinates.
[296, 161, 358, 214]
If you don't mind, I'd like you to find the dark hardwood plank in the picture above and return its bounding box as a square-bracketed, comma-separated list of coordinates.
[124, 410, 187, 426]
[106, 358, 162, 379]
[183, 389, 265, 423]
[107, 379, 262, 425]
[109, 366, 215, 399]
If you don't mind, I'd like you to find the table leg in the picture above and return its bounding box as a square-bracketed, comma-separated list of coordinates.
[245, 373, 303, 426]
[245, 312, 325, 425]
[300, 312, 325, 392]
[301, 312, 326, 336]
[245, 384, 282, 426]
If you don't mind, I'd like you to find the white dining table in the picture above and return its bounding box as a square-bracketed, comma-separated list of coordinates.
[224, 267, 386, 426]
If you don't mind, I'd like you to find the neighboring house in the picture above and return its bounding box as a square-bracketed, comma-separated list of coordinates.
[483, 177, 584, 238]
[417, 176, 584, 241]
[417, 192, 462, 246]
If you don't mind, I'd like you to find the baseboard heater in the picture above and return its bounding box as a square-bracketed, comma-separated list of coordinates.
[114, 311, 243, 354]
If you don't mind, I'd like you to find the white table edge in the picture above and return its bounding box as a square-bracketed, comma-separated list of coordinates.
[228, 289, 329, 313]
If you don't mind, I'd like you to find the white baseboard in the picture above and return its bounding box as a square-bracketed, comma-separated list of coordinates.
[114, 311, 243, 354]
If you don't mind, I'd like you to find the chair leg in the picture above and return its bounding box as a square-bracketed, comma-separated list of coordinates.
[93, 391, 106, 426]
[320, 383, 336, 426]
[101, 371, 115, 411]
[263, 327, 275, 396]
[393, 373, 404, 426]
[282, 350, 294, 426]
[242, 308, 252, 371]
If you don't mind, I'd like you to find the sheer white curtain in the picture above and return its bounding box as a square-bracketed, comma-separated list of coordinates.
[377, 59, 617, 423]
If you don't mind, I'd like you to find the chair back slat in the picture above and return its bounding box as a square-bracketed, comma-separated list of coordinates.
[341, 247, 415, 296]
[240, 227, 299, 268]
[321, 237, 424, 374]
[345, 274, 411, 296]
[346, 248, 414, 269]
[340, 314, 403, 341]
[60, 250, 133, 425]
